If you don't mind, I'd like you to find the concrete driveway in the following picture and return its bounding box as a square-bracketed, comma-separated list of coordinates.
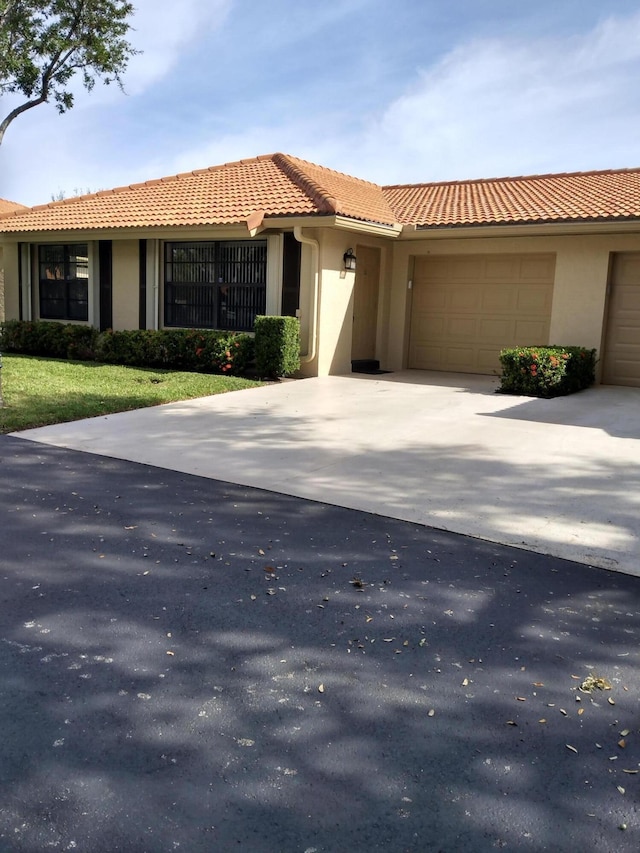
[14, 371, 640, 576]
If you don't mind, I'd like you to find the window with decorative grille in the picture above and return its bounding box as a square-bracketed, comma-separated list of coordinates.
[164, 241, 267, 331]
[38, 244, 89, 321]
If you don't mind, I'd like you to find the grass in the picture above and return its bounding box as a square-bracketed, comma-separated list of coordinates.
[0, 354, 264, 434]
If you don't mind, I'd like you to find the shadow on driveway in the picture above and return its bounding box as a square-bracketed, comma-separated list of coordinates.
[1, 436, 639, 852]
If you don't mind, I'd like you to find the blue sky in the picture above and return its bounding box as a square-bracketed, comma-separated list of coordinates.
[2, 0, 640, 206]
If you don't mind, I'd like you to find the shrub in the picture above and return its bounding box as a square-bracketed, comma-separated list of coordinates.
[498, 346, 597, 397]
[94, 328, 255, 375]
[0, 320, 98, 360]
[94, 329, 159, 366]
[1, 321, 255, 376]
[254, 315, 300, 378]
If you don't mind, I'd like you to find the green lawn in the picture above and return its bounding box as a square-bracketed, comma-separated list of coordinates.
[0, 354, 264, 434]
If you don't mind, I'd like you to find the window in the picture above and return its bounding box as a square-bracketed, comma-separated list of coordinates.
[164, 240, 267, 331]
[39, 244, 89, 321]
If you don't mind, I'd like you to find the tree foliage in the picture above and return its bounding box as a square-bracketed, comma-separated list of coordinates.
[0, 0, 137, 144]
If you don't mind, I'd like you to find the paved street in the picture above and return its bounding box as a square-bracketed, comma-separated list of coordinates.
[1, 435, 638, 852]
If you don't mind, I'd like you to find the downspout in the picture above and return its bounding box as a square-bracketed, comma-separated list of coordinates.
[293, 226, 319, 364]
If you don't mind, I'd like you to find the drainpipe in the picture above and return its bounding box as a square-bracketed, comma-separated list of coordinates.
[293, 226, 319, 364]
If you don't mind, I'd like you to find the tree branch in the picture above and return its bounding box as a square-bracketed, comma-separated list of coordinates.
[0, 94, 47, 145]
[0, 44, 77, 143]
[0, 1, 18, 29]
[0, 1, 137, 146]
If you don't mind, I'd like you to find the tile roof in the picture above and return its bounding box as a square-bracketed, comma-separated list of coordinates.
[0, 198, 28, 216]
[0, 154, 398, 233]
[383, 168, 640, 227]
[2, 157, 640, 235]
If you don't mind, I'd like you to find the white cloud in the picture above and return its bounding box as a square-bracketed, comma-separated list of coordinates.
[125, 0, 233, 94]
[341, 10, 640, 183]
[136, 8, 640, 189]
[166, 119, 321, 175]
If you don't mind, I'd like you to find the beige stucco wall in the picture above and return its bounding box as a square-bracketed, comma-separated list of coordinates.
[297, 229, 394, 377]
[0, 245, 4, 322]
[1, 242, 20, 320]
[316, 229, 357, 376]
[112, 240, 140, 330]
[384, 229, 640, 377]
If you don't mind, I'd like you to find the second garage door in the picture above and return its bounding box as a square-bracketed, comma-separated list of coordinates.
[601, 253, 640, 387]
[408, 254, 555, 374]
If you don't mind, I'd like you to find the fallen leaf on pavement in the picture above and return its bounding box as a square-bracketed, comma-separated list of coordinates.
[580, 674, 612, 693]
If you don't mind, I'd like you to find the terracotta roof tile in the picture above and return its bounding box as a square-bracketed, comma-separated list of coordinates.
[0, 198, 28, 217]
[383, 168, 640, 227]
[0, 154, 397, 234]
[3, 159, 640, 235]
[276, 154, 398, 226]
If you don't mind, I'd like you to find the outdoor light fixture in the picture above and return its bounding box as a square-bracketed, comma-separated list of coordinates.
[343, 248, 357, 272]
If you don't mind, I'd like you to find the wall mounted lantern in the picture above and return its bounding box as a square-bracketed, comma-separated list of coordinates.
[343, 248, 357, 272]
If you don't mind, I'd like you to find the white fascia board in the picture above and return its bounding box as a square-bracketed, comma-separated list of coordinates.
[331, 215, 402, 237]
[405, 219, 640, 240]
[258, 215, 402, 238]
[0, 225, 259, 243]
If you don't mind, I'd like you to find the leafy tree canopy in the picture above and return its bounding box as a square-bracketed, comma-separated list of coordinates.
[0, 0, 137, 144]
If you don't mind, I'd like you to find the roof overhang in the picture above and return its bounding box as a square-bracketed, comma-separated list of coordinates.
[0, 224, 259, 242]
[404, 218, 640, 240]
[257, 214, 402, 238]
[0, 215, 403, 243]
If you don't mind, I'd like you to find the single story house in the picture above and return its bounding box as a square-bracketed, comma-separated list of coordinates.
[1, 153, 639, 386]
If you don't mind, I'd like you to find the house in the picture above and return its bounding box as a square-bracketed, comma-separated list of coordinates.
[0, 198, 28, 321]
[1, 153, 640, 386]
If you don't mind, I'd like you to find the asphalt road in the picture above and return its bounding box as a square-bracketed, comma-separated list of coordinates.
[0, 434, 639, 852]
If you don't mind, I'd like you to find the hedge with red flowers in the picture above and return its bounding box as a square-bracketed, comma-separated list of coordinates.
[498, 346, 597, 397]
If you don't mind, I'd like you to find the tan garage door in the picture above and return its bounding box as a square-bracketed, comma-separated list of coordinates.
[408, 254, 555, 374]
[602, 253, 640, 387]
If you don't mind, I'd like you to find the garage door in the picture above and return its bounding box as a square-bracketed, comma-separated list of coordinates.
[602, 253, 640, 387]
[408, 254, 555, 374]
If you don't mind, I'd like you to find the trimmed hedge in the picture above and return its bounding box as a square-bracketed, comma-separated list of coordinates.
[1, 319, 98, 360]
[95, 328, 254, 375]
[254, 315, 301, 378]
[0, 321, 254, 376]
[498, 346, 597, 397]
